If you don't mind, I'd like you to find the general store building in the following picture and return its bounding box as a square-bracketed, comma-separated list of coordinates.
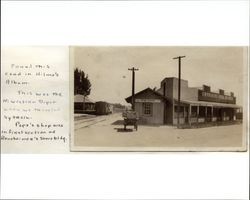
[125, 77, 242, 125]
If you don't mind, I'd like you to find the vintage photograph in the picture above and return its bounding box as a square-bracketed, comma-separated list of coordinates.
[70, 46, 247, 151]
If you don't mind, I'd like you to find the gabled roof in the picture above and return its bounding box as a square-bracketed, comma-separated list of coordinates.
[125, 87, 169, 103]
[74, 94, 95, 103]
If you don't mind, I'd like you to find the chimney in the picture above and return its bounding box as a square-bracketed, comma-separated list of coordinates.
[230, 92, 234, 97]
[219, 89, 224, 95]
[203, 85, 211, 92]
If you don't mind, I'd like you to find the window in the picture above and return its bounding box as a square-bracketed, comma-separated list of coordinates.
[143, 103, 152, 115]
[174, 106, 184, 118]
[191, 106, 197, 117]
[198, 106, 205, 117]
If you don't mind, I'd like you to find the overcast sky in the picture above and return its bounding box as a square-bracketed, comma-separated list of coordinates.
[72, 47, 247, 106]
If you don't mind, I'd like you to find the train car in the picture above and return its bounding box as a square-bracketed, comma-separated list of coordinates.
[95, 101, 112, 115]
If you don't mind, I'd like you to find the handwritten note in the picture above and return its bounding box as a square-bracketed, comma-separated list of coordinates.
[1, 47, 69, 153]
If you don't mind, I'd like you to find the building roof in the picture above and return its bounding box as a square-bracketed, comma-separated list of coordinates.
[125, 87, 169, 103]
[125, 87, 241, 108]
[74, 94, 95, 103]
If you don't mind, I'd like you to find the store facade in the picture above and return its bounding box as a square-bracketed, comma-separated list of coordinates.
[125, 77, 242, 125]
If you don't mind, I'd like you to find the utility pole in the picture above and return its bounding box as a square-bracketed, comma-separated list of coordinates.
[173, 56, 186, 128]
[128, 67, 139, 110]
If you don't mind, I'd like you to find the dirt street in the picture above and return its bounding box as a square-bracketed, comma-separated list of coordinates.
[73, 113, 244, 150]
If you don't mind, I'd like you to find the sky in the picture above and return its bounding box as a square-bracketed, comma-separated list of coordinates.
[72, 46, 247, 106]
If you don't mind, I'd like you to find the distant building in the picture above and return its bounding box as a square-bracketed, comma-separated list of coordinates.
[125, 77, 242, 125]
[74, 94, 95, 114]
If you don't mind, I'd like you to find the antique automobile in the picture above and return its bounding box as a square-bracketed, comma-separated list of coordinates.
[122, 110, 139, 131]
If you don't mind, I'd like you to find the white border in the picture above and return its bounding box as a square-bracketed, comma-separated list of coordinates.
[1, 1, 249, 199]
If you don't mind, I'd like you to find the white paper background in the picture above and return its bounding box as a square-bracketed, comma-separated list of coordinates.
[1, 1, 249, 199]
[1, 46, 69, 153]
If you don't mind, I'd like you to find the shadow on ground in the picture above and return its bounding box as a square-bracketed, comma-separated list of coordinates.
[112, 120, 242, 129]
[111, 120, 161, 127]
[112, 120, 124, 125]
[114, 128, 136, 133]
[179, 120, 243, 129]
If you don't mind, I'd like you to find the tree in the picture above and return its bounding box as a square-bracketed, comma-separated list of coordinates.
[74, 68, 91, 96]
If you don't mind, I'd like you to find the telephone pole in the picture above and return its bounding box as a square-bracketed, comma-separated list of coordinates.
[128, 67, 139, 110]
[173, 56, 186, 128]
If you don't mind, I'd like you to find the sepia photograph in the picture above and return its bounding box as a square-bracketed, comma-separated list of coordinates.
[70, 46, 248, 151]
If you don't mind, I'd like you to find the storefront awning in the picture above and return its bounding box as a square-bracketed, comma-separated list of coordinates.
[176, 99, 242, 108]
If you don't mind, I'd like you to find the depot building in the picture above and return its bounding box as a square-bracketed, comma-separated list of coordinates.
[125, 77, 242, 125]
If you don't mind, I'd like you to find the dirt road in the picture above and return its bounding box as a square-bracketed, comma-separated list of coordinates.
[73, 113, 245, 150]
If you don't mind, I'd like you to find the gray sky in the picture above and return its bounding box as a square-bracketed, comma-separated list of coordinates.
[72, 47, 246, 106]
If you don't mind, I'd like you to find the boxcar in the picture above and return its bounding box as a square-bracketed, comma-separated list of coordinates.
[95, 101, 112, 115]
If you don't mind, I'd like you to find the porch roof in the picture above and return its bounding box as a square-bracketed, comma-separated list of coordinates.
[177, 99, 241, 108]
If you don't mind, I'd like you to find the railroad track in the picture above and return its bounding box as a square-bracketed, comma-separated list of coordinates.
[74, 113, 121, 130]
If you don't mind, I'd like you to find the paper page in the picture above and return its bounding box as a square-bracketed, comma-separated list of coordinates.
[1, 47, 69, 153]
